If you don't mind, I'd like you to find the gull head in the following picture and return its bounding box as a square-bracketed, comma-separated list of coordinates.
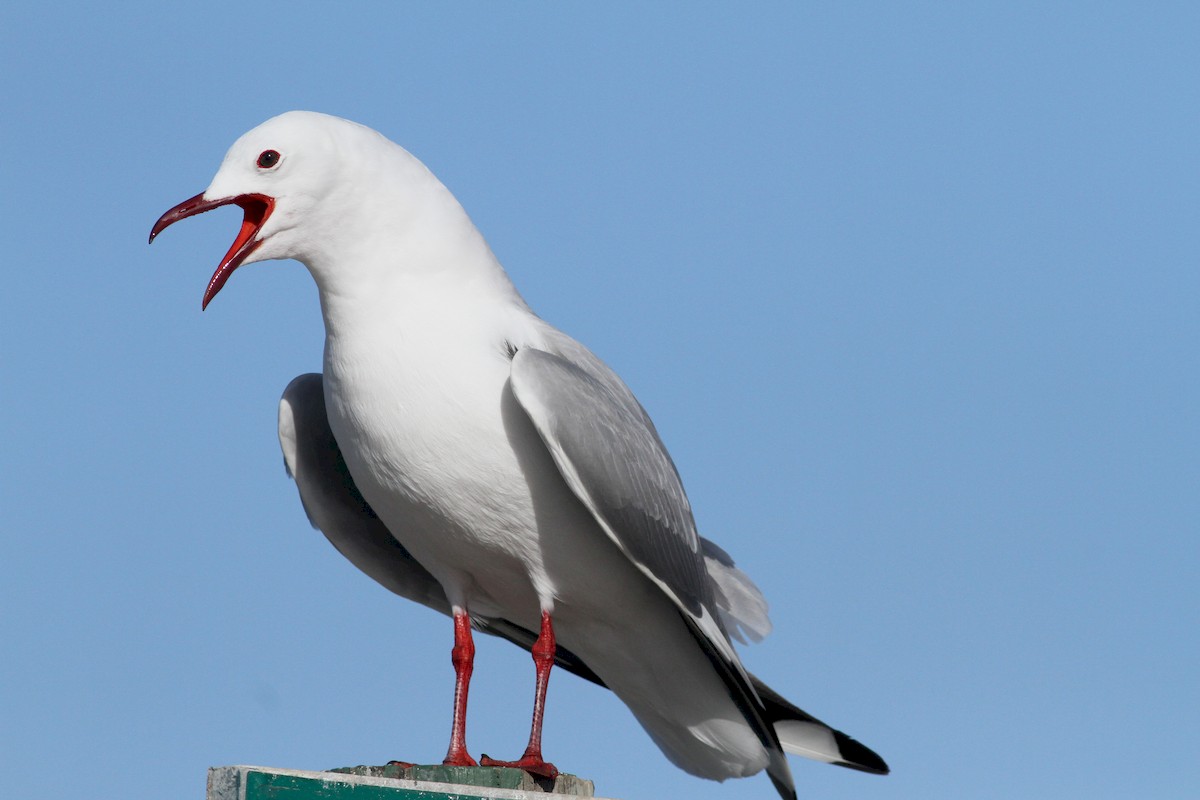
[149, 111, 411, 308]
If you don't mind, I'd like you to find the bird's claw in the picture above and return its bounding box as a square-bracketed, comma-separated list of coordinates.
[479, 753, 559, 780]
[442, 750, 479, 768]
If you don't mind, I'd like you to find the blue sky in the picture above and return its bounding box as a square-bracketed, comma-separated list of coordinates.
[2, 4, 1197, 799]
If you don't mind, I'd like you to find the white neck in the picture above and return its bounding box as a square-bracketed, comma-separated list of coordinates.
[295, 160, 529, 347]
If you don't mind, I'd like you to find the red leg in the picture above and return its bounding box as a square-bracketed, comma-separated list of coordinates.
[442, 610, 478, 767]
[480, 610, 559, 779]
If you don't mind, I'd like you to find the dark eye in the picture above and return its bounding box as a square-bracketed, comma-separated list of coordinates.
[256, 150, 281, 169]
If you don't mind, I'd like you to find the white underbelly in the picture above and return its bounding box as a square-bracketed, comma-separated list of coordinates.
[322, 339, 634, 624]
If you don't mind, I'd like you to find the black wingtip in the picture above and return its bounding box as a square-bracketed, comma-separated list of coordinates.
[767, 770, 799, 800]
[833, 730, 890, 775]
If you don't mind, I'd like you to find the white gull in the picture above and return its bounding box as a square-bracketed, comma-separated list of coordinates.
[150, 111, 888, 799]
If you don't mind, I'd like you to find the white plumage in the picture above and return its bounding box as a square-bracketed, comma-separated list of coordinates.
[151, 111, 888, 799]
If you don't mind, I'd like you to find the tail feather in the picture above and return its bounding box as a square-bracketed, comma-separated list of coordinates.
[678, 613, 797, 800]
[751, 675, 889, 775]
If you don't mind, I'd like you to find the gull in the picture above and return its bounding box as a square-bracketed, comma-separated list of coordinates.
[150, 111, 888, 799]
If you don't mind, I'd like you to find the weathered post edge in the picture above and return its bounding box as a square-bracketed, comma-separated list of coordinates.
[207, 765, 616, 800]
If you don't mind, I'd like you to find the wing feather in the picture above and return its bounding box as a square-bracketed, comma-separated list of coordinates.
[509, 348, 714, 619]
[509, 346, 796, 797]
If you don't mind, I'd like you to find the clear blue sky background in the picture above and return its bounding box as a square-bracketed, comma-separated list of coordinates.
[2, 4, 1196, 799]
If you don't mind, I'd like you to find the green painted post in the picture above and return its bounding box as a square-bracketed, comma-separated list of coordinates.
[207, 765, 612, 800]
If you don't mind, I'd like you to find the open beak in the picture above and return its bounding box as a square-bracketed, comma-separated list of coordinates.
[149, 192, 275, 309]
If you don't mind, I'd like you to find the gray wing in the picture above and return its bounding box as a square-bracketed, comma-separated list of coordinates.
[279, 373, 449, 613]
[509, 344, 889, 784]
[516, 334, 771, 645]
[509, 343, 801, 799]
[509, 344, 717, 622]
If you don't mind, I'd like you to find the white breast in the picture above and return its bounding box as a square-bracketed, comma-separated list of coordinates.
[317, 291, 578, 621]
